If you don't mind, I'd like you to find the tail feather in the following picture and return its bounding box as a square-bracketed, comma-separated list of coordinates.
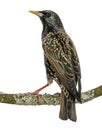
[59, 91, 77, 121]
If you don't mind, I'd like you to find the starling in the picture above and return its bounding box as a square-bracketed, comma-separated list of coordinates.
[29, 10, 82, 121]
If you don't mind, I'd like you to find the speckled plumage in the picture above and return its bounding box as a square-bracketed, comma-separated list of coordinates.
[30, 10, 82, 121]
[43, 31, 81, 100]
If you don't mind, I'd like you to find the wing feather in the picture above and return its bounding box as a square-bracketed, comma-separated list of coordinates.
[42, 32, 81, 101]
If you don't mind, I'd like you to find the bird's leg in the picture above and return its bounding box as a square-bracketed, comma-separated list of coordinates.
[27, 83, 49, 103]
[28, 83, 49, 95]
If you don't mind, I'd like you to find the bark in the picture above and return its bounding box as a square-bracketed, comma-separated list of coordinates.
[0, 85, 102, 105]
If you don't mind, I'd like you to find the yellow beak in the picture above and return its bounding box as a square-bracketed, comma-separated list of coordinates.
[29, 10, 43, 17]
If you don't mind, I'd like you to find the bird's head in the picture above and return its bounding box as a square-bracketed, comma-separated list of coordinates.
[29, 10, 64, 32]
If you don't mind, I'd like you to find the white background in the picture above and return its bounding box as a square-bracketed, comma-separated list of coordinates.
[0, 0, 102, 129]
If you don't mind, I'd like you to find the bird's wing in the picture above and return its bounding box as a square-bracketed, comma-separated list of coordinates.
[56, 32, 81, 95]
[67, 38, 82, 97]
[42, 32, 81, 101]
[68, 38, 81, 79]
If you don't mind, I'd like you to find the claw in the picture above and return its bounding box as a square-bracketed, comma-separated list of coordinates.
[27, 83, 49, 103]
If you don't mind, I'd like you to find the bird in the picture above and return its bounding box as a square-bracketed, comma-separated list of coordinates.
[29, 10, 82, 122]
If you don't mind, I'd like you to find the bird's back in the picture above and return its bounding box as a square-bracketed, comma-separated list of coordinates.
[29, 9, 82, 121]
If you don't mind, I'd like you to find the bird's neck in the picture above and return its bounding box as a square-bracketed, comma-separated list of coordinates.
[42, 25, 52, 37]
[42, 25, 65, 38]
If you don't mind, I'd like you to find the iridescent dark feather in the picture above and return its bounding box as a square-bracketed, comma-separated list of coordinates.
[43, 32, 81, 102]
[43, 31, 81, 121]
[30, 10, 82, 121]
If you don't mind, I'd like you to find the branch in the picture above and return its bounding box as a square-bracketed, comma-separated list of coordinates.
[0, 85, 102, 105]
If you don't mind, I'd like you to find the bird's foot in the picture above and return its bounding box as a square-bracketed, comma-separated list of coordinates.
[27, 83, 49, 103]
[27, 90, 41, 104]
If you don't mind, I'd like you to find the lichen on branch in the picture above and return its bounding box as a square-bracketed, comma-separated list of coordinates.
[0, 85, 102, 105]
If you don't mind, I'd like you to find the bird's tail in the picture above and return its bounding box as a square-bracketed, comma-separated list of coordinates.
[59, 91, 77, 121]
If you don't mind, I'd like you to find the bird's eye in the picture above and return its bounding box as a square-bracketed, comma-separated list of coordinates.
[46, 13, 51, 17]
[43, 12, 51, 17]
